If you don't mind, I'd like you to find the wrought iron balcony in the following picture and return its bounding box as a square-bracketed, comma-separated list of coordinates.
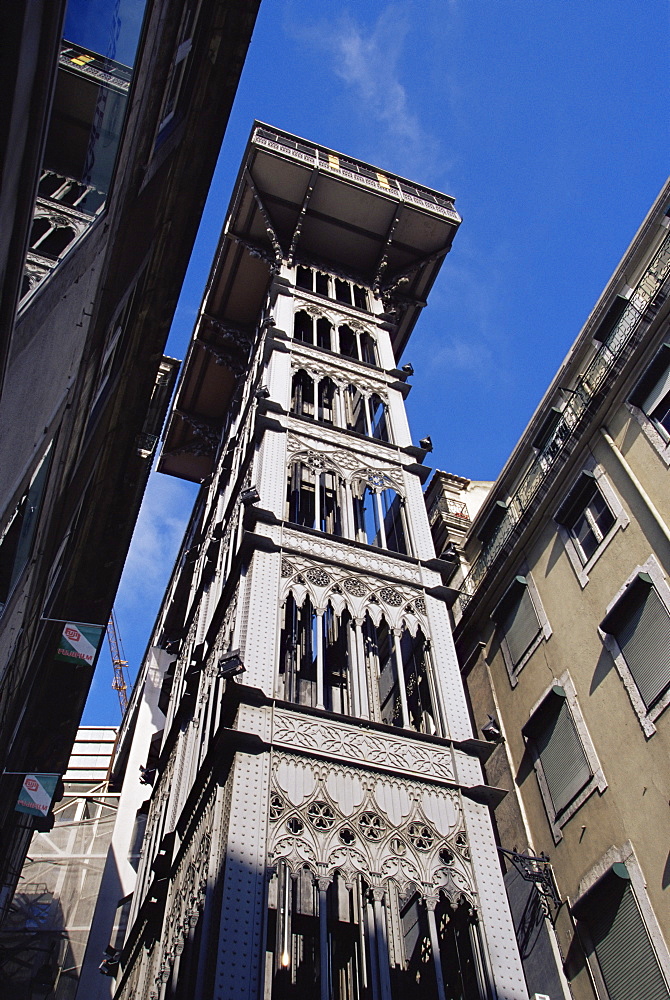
[456, 229, 670, 616]
[428, 495, 471, 531]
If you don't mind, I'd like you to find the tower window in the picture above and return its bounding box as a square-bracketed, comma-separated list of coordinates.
[345, 384, 367, 435]
[353, 478, 408, 554]
[315, 271, 330, 296]
[290, 370, 315, 420]
[360, 331, 377, 366]
[296, 265, 313, 291]
[335, 279, 352, 305]
[316, 317, 333, 350]
[294, 311, 314, 344]
[353, 285, 368, 311]
[317, 378, 335, 425]
[369, 394, 389, 441]
[278, 597, 352, 714]
[339, 325, 358, 359]
[286, 461, 343, 536]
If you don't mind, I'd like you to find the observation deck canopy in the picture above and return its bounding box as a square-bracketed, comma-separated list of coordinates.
[159, 123, 461, 482]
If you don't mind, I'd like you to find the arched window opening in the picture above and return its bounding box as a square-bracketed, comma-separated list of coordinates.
[39, 224, 77, 258]
[345, 384, 367, 435]
[323, 605, 352, 714]
[382, 488, 408, 555]
[286, 461, 343, 537]
[353, 479, 409, 554]
[287, 462, 316, 528]
[29, 217, 51, 249]
[435, 896, 481, 999]
[315, 271, 330, 296]
[399, 627, 437, 735]
[291, 370, 315, 419]
[339, 325, 358, 360]
[353, 285, 368, 311]
[267, 868, 371, 999]
[396, 891, 436, 998]
[317, 378, 335, 425]
[319, 470, 342, 535]
[363, 613, 402, 727]
[316, 317, 332, 350]
[369, 394, 389, 442]
[360, 331, 377, 366]
[278, 594, 317, 706]
[296, 266, 313, 291]
[335, 278, 352, 305]
[294, 311, 314, 344]
[354, 484, 381, 547]
[266, 867, 482, 1000]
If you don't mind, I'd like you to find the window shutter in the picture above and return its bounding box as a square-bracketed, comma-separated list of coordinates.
[535, 700, 591, 814]
[614, 587, 670, 709]
[586, 877, 669, 1000]
[502, 586, 541, 665]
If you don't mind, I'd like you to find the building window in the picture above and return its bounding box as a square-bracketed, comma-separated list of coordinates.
[523, 677, 605, 842]
[294, 267, 370, 312]
[628, 343, 670, 465]
[266, 868, 481, 1000]
[286, 461, 343, 536]
[554, 467, 628, 587]
[278, 596, 353, 713]
[344, 386, 392, 442]
[600, 561, 670, 736]
[345, 384, 367, 434]
[491, 575, 551, 685]
[573, 864, 670, 1000]
[290, 370, 315, 419]
[294, 310, 314, 344]
[157, 0, 202, 132]
[353, 476, 408, 555]
[0, 446, 53, 615]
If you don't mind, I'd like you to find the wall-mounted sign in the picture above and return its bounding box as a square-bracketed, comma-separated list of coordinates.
[55, 622, 105, 666]
[15, 773, 60, 817]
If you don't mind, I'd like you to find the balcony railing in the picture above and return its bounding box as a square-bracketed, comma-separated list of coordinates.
[456, 228, 670, 616]
[428, 495, 471, 530]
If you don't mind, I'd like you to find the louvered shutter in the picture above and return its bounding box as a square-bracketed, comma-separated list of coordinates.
[535, 699, 591, 814]
[502, 586, 541, 666]
[614, 587, 670, 709]
[585, 878, 669, 1000]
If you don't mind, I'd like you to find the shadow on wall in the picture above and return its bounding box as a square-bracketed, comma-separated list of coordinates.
[0, 890, 72, 999]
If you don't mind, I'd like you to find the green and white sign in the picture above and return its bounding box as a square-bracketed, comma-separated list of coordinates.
[15, 774, 60, 817]
[55, 622, 105, 666]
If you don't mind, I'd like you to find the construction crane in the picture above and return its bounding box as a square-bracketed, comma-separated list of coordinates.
[106, 609, 129, 714]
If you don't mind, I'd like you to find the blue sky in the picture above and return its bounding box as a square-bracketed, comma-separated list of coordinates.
[81, 0, 669, 723]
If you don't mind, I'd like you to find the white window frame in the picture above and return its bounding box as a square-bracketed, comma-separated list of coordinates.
[627, 342, 670, 467]
[571, 842, 670, 1000]
[599, 554, 670, 738]
[554, 460, 629, 588]
[524, 672, 606, 844]
[491, 571, 552, 687]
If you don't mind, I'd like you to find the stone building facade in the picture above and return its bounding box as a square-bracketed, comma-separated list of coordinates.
[435, 181, 670, 1000]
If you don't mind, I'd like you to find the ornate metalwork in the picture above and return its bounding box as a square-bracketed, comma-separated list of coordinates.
[498, 847, 561, 913]
[379, 587, 403, 607]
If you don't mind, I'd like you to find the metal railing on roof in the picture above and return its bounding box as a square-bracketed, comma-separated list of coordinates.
[456, 229, 670, 616]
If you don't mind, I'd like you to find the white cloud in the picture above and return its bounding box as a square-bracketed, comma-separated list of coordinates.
[291, 5, 445, 179]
